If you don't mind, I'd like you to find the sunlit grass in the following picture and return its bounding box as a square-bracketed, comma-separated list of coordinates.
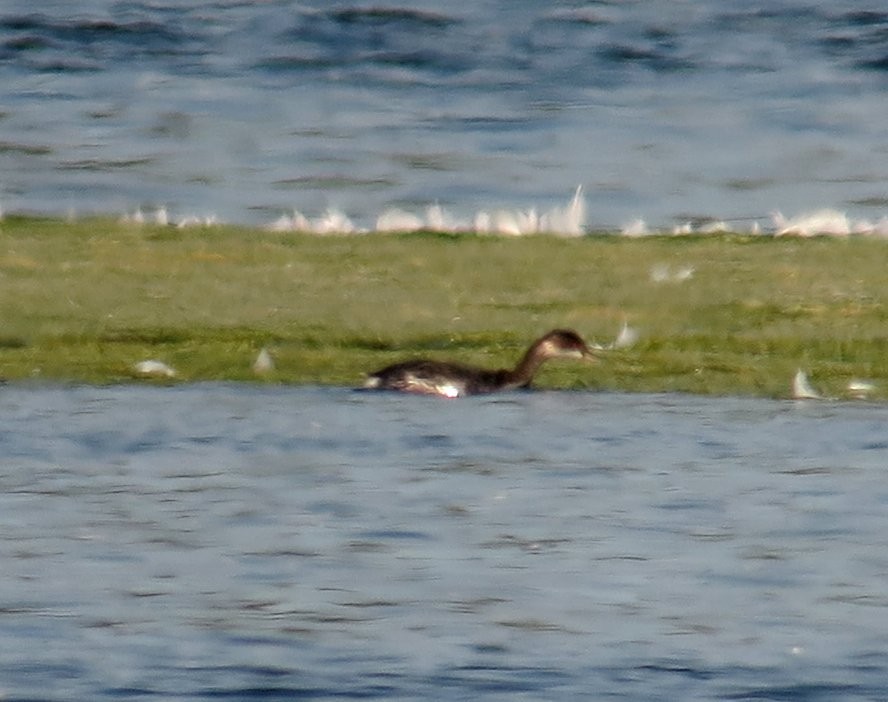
[1, 215, 886, 398]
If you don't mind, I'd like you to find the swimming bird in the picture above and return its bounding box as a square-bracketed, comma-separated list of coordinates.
[363, 329, 595, 397]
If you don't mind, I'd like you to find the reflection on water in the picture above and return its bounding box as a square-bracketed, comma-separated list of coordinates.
[1, 384, 888, 699]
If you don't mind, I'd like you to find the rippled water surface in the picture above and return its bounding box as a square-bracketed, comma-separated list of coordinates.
[2, 384, 888, 700]
[1, 1, 887, 228]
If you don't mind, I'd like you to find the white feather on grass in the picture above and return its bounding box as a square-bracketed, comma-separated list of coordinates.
[650, 263, 695, 283]
[847, 379, 875, 399]
[621, 218, 649, 237]
[612, 320, 639, 349]
[774, 210, 850, 237]
[792, 369, 821, 400]
[253, 347, 275, 375]
[269, 186, 587, 236]
[591, 320, 640, 351]
[133, 360, 177, 378]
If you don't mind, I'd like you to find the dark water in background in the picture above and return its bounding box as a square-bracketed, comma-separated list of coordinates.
[2, 384, 888, 700]
[1, 0, 887, 229]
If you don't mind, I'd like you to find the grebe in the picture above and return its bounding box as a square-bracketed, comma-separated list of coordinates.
[363, 329, 595, 397]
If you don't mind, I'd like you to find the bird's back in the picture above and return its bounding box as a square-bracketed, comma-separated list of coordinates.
[365, 359, 508, 397]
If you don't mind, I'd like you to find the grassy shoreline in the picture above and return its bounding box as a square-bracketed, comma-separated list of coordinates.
[1, 215, 886, 399]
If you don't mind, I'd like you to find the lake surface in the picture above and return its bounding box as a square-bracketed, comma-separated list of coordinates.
[2, 384, 887, 700]
[1, 1, 887, 230]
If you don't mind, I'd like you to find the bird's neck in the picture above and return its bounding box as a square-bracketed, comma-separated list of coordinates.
[503, 343, 548, 387]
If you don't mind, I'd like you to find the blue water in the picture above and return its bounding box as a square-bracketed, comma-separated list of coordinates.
[1, 1, 887, 229]
[2, 384, 888, 700]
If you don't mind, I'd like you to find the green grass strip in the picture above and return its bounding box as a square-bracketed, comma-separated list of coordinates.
[1, 215, 886, 399]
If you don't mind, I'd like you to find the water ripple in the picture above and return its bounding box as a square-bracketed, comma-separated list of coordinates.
[2, 385, 888, 698]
